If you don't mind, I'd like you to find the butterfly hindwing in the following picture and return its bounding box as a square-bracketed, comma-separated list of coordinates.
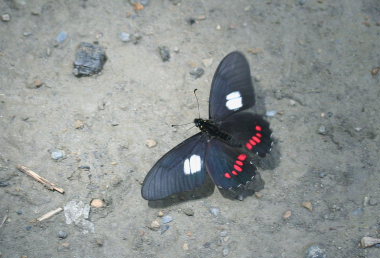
[209, 51, 255, 122]
[220, 112, 272, 157]
[206, 139, 257, 189]
[141, 133, 207, 200]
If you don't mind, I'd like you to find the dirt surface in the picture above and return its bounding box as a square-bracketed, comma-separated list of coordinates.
[1, 0, 380, 257]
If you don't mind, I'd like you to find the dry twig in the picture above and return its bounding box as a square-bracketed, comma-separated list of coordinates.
[36, 207, 63, 222]
[16, 165, 64, 194]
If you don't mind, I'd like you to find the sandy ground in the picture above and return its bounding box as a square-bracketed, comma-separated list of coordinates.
[1, 0, 380, 257]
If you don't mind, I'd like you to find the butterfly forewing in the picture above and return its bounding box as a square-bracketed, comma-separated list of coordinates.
[220, 112, 272, 157]
[206, 139, 257, 189]
[141, 133, 207, 200]
[209, 51, 255, 122]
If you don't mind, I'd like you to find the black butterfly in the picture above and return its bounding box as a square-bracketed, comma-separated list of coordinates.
[142, 51, 272, 201]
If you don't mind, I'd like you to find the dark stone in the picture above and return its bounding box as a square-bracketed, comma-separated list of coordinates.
[190, 67, 204, 79]
[158, 46, 170, 62]
[0, 181, 10, 187]
[73, 42, 107, 77]
[57, 230, 68, 239]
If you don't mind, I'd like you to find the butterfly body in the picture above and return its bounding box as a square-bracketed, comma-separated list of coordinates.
[194, 118, 231, 142]
[142, 51, 273, 201]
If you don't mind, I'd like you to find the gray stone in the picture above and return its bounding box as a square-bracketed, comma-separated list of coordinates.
[119, 32, 131, 42]
[318, 125, 327, 135]
[162, 215, 173, 224]
[158, 46, 170, 62]
[210, 207, 220, 216]
[222, 248, 229, 256]
[319, 172, 326, 178]
[73, 42, 107, 77]
[1, 14, 11, 22]
[266, 110, 277, 117]
[190, 67, 204, 79]
[369, 198, 378, 206]
[57, 230, 68, 239]
[352, 207, 364, 216]
[305, 245, 326, 258]
[51, 149, 65, 160]
[183, 208, 194, 216]
[160, 224, 170, 234]
[56, 31, 68, 44]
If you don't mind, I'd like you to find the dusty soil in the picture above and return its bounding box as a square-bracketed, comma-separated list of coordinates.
[1, 0, 380, 257]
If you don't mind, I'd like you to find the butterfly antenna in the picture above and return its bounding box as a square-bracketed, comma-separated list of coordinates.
[193, 89, 201, 118]
[171, 122, 193, 127]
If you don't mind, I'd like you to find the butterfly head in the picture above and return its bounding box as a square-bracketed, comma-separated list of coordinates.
[194, 118, 206, 129]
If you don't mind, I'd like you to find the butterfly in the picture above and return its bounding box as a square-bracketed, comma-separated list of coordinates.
[141, 51, 272, 201]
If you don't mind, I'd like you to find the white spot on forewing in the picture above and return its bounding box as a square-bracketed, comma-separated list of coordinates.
[225, 91, 243, 110]
[183, 154, 201, 175]
[189, 155, 201, 173]
[184, 159, 191, 175]
[226, 91, 241, 100]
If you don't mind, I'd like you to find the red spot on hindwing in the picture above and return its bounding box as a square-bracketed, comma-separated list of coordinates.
[246, 143, 253, 150]
[237, 154, 247, 161]
[255, 125, 262, 131]
[224, 173, 231, 179]
[234, 165, 243, 172]
[235, 160, 243, 166]
[249, 139, 257, 146]
[253, 136, 261, 143]
[256, 133, 262, 138]
[232, 171, 238, 176]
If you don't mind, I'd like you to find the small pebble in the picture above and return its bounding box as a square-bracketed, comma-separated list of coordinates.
[266, 110, 277, 117]
[57, 230, 68, 239]
[25, 226, 32, 231]
[216, 24, 221, 30]
[162, 215, 173, 224]
[56, 31, 68, 44]
[146, 139, 157, 148]
[95, 238, 104, 247]
[371, 67, 380, 76]
[220, 231, 228, 237]
[23, 32, 32, 37]
[119, 32, 131, 42]
[302, 201, 313, 211]
[158, 210, 164, 217]
[189, 67, 204, 79]
[51, 149, 65, 160]
[210, 207, 220, 216]
[61, 242, 70, 248]
[1, 13, 11, 22]
[305, 245, 326, 258]
[319, 172, 326, 178]
[173, 47, 180, 53]
[183, 208, 194, 216]
[202, 58, 213, 67]
[183, 243, 189, 250]
[282, 210, 292, 219]
[254, 192, 263, 198]
[222, 248, 229, 256]
[132, 33, 142, 44]
[74, 120, 84, 129]
[90, 199, 105, 208]
[369, 198, 378, 206]
[318, 125, 327, 135]
[289, 100, 296, 106]
[16, 210, 23, 215]
[150, 220, 160, 230]
[158, 46, 170, 62]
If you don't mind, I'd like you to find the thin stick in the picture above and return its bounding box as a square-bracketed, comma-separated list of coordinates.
[0, 213, 8, 228]
[36, 207, 63, 222]
[16, 165, 65, 194]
